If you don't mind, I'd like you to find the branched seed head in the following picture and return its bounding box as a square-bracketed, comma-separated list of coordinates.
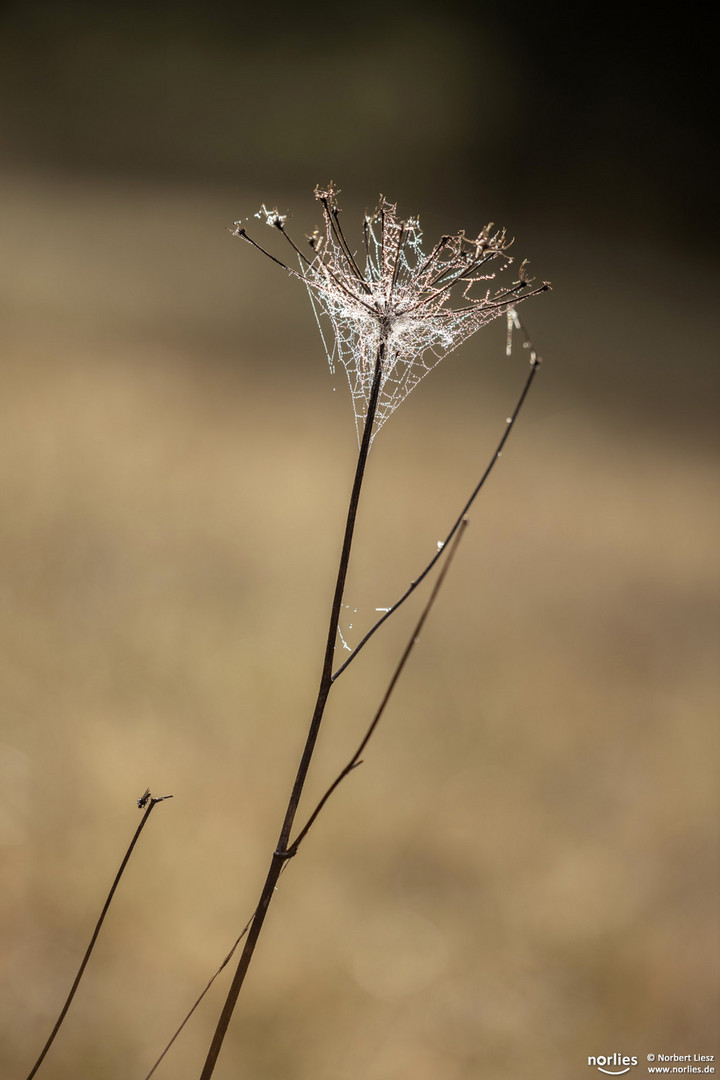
[233, 185, 549, 442]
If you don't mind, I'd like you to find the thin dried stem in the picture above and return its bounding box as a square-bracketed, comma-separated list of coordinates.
[288, 518, 469, 857]
[326, 199, 370, 290]
[143, 859, 295, 1079]
[448, 280, 547, 317]
[235, 223, 378, 315]
[143, 900, 256, 1079]
[25, 791, 173, 1080]
[231, 227, 296, 274]
[276, 221, 314, 268]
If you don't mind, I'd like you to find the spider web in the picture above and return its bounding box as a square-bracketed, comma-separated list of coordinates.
[302, 207, 514, 445]
[244, 192, 541, 445]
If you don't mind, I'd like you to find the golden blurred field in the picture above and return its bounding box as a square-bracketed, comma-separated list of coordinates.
[1, 169, 718, 1078]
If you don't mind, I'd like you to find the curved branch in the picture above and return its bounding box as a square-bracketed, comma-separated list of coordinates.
[289, 518, 469, 857]
[25, 792, 173, 1080]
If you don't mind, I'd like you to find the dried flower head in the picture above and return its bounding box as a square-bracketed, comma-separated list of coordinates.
[233, 184, 548, 441]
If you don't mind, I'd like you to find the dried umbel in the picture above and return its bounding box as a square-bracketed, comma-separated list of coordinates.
[233, 183, 548, 441]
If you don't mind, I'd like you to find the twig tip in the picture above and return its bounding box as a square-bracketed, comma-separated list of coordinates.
[137, 788, 174, 809]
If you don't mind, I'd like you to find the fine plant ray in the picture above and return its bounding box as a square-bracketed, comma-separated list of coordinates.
[140, 866, 285, 1080]
[142, 918, 252, 1080]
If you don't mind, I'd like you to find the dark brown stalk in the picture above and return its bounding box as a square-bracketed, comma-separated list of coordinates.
[316, 194, 370, 291]
[276, 221, 314, 268]
[388, 224, 406, 299]
[198, 344, 385, 1078]
[332, 323, 542, 683]
[25, 792, 173, 1080]
[423, 248, 501, 292]
[235, 225, 376, 314]
[362, 216, 374, 279]
[412, 233, 450, 289]
[415, 254, 514, 307]
[231, 228, 295, 274]
[328, 202, 370, 289]
[445, 280, 548, 318]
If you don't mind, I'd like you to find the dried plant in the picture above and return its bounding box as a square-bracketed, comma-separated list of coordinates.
[23, 185, 548, 1079]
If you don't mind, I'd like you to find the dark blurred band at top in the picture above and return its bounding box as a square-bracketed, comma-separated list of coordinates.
[0, 0, 712, 246]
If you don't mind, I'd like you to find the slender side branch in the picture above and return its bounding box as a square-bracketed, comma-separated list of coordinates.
[25, 791, 173, 1080]
[143, 856, 294, 1079]
[288, 517, 470, 857]
[144, 911, 254, 1079]
[198, 345, 386, 1079]
[332, 329, 541, 683]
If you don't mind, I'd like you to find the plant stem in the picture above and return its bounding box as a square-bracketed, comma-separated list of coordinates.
[25, 792, 172, 1080]
[198, 344, 385, 1079]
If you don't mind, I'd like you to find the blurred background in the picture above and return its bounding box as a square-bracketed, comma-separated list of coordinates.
[0, 2, 717, 1077]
